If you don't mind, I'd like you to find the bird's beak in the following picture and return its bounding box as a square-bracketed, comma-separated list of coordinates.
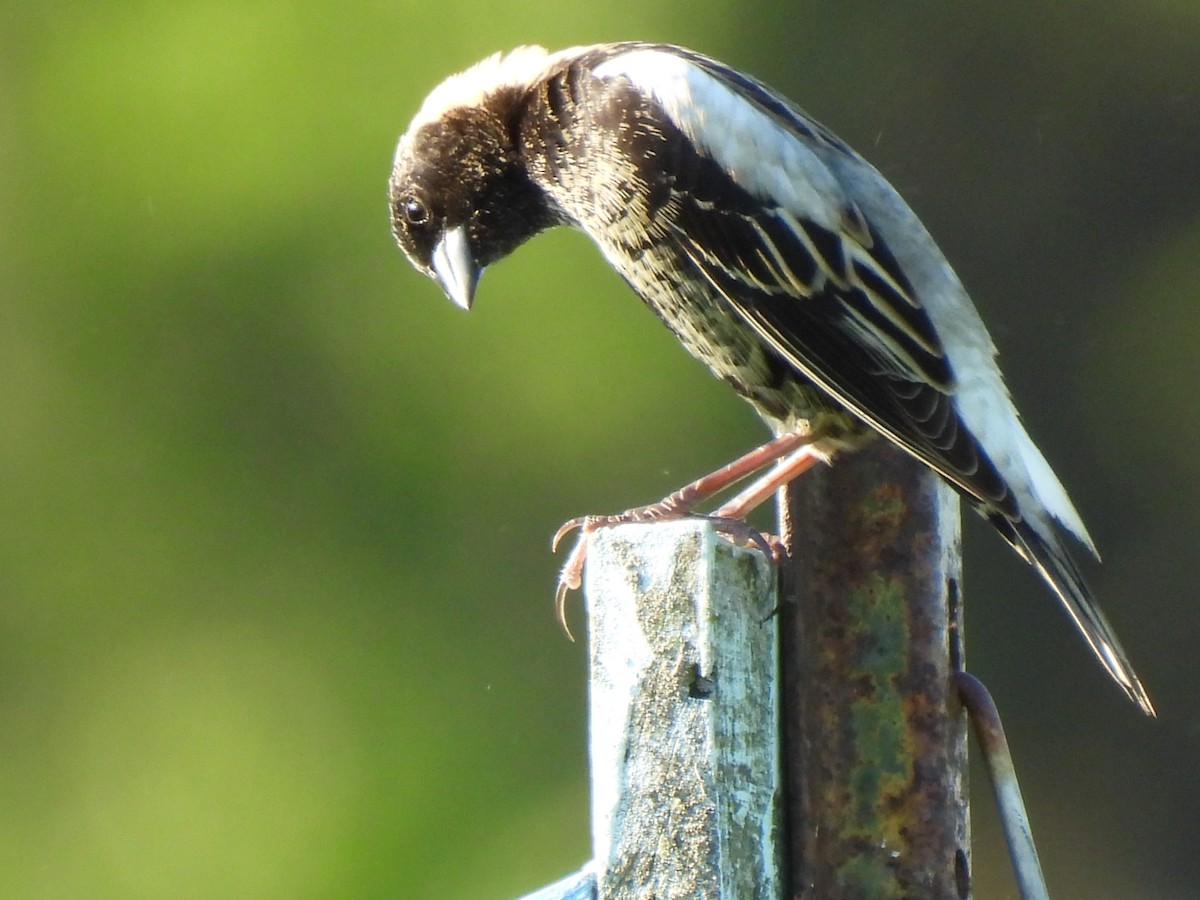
[431, 226, 481, 311]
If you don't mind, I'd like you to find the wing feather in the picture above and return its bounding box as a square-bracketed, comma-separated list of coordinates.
[665, 179, 1016, 515]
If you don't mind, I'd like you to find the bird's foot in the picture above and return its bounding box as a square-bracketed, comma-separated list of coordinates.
[550, 432, 822, 636]
[552, 509, 781, 637]
[552, 503, 692, 636]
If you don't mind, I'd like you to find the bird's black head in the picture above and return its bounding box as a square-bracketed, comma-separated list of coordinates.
[390, 81, 561, 310]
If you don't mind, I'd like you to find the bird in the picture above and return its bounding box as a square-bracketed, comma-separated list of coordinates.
[388, 41, 1154, 715]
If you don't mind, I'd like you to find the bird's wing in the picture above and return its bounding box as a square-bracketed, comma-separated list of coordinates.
[581, 43, 1018, 517]
[666, 133, 1017, 518]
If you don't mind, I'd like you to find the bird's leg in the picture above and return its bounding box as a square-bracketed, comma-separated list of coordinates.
[552, 432, 821, 632]
[713, 443, 824, 519]
[697, 442, 825, 566]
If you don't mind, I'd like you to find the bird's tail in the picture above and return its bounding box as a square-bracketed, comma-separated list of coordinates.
[1001, 515, 1155, 716]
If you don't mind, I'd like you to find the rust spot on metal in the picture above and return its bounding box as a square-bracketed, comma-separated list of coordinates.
[780, 440, 968, 898]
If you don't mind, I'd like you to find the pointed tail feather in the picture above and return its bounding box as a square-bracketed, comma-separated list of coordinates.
[1008, 519, 1155, 716]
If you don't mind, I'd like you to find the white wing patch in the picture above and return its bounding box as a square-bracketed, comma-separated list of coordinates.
[593, 49, 847, 232]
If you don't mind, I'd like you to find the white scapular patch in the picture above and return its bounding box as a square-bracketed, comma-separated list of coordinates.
[593, 48, 847, 232]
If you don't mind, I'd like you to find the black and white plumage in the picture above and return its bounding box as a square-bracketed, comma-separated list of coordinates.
[388, 42, 1153, 714]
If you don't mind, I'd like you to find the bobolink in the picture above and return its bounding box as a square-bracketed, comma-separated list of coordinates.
[389, 42, 1152, 714]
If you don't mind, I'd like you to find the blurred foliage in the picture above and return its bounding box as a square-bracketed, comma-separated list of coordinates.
[1, 1, 1197, 897]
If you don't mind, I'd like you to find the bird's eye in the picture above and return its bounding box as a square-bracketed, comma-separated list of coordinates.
[403, 196, 430, 227]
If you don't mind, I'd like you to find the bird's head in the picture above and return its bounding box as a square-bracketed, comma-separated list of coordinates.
[389, 48, 564, 310]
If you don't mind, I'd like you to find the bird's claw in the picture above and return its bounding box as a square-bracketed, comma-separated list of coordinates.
[552, 514, 620, 638]
[553, 527, 591, 639]
[697, 514, 783, 562]
[551, 511, 780, 638]
[551, 517, 587, 552]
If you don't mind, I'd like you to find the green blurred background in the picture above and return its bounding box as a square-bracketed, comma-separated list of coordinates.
[1, 1, 1197, 897]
